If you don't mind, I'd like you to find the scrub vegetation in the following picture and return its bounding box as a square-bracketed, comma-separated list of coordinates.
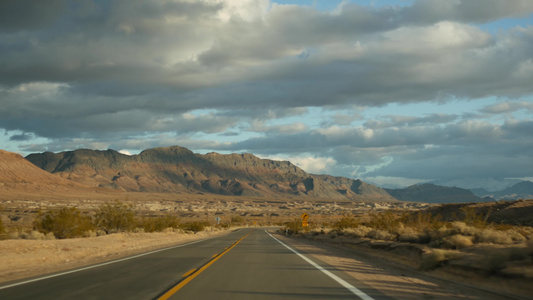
[282, 207, 533, 277]
[1, 201, 227, 240]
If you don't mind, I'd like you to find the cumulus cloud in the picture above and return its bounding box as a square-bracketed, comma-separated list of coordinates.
[1, 0, 532, 189]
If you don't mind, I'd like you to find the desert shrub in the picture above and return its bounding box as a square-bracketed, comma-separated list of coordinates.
[398, 227, 430, 243]
[343, 226, 372, 238]
[19, 230, 56, 240]
[449, 221, 479, 236]
[442, 234, 473, 249]
[420, 249, 462, 271]
[333, 216, 359, 230]
[283, 219, 305, 234]
[33, 207, 95, 239]
[94, 201, 137, 234]
[506, 229, 527, 242]
[401, 211, 443, 232]
[180, 221, 209, 233]
[367, 229, 396, 241]
[0, 216, 4, 235]
[230, 215, 245, 224]
[460, 207, 489, 228]
[366, 211, 402, 233]
[141, 215, 180, 232]
[475, 228, 513, 244]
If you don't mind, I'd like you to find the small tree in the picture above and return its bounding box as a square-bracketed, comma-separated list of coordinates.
[33, 207, 94, 239]
[94, 201, 137, 234]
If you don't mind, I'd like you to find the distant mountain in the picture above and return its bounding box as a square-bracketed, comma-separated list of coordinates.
[385, 183, 483, 203]
[432, 177, 522, 192]
[25, 146, 397, 202]
[491, 181, 533, 200]
[470, 187, 491, 198]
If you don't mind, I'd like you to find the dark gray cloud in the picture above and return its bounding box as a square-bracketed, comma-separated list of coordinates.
[1, 0, 532, 189]
[0, 0, 67, 32]
[9, 133, 33, 141]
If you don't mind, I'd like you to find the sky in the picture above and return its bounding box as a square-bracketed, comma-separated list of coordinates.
[1, 0, 532, 191]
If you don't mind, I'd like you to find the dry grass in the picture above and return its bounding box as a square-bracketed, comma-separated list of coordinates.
[282, 208, 533, 276]
[420, 249, 463, 271]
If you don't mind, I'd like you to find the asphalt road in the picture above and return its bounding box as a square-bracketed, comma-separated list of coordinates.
[0, 228, 390, 300]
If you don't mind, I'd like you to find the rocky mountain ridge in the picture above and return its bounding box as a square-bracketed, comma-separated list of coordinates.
[25, 146, 397, 202]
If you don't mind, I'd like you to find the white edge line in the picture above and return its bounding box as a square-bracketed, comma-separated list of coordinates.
[265, 230, 374, 300]
[0, 233, 226, 290]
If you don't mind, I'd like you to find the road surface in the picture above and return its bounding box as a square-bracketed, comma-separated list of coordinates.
[0, 228, 519, 299]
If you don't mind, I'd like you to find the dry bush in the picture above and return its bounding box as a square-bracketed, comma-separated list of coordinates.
[420, 249, 462, 271]
[398, 227, 426, 243]
[33, 207, 95, 239]
[475, 228, 513, 244]
[343, 226, 372, 238]
[442, 234, 473, 249]
[283, 219, 305, 234]
[230, 215, 245, 224]
[19, 230, 56, 240]
[333, 216, 359, 230]
[180, 221, 210, 233]
[94, 201, 137, 234]
[365, 211, 402, 232]
[460, 206, 489, 228]
[401, 211, 443, 232]
[367, 229, 396, 241]
[449, 221, 479, 236]
[141, 215, 180, 232]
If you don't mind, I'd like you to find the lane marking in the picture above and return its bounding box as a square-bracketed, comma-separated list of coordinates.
[0, 231, 241, 291]
[266, 230, 374, 300]
[156, 231, 252, 300]
[182, 269, 196, 278]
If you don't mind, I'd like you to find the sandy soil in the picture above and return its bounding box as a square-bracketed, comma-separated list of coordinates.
[0, 229, 232, 284]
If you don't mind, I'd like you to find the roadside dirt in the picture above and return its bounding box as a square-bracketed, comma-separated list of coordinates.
[274, 232, 532, 300]
[0, 229, 232, 285]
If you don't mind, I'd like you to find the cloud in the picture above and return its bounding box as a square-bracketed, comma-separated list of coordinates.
[481, 101, 533, 114]
[9, 133, 33, 141]
[1, 0, 533, 189]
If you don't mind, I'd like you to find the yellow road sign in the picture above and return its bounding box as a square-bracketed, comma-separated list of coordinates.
[301, 213, 309, 221]
[302, 221, 308, 227]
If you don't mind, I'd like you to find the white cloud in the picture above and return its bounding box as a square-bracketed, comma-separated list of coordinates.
[1, 0, 533, 189]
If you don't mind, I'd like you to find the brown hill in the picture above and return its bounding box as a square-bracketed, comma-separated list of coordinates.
[0, 149, 87, 193]
[25, 146, 397, 202]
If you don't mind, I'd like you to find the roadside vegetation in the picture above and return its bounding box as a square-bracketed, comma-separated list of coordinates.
[0, 201, 232, 240]
[282, 207, 533, 276]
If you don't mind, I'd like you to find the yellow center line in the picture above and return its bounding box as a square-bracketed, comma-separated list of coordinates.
[157, 231, 253, 300]
[181, 269, 196, 278]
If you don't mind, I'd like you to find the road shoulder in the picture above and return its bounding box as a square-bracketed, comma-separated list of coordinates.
[271, 230, 528, 300]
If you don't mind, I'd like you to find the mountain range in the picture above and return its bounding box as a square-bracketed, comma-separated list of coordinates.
[24, 146, 396, 202]
[1, 146, 530, 203]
